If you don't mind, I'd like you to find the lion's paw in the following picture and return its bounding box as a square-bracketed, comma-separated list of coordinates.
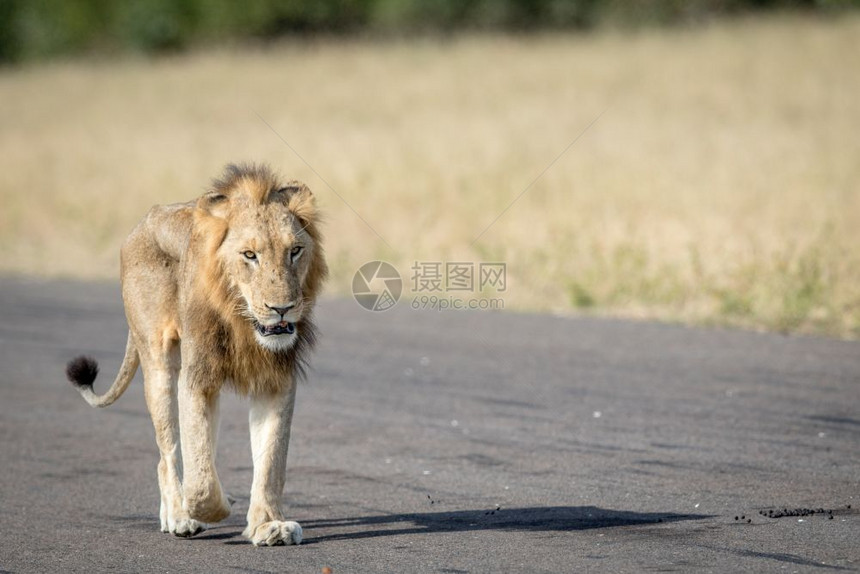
[171, 518, 205, 538]
[246, 520, 302, 546]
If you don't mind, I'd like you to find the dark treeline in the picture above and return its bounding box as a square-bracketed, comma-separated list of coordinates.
[0, 0, 855, 63]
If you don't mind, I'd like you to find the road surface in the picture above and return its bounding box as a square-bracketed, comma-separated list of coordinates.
[1, 275, 858, 573]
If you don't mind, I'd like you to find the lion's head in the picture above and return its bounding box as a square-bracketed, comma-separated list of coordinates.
[192, 164, 327, 354]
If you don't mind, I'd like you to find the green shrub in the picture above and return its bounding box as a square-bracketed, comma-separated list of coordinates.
[1, 0, 857, 63]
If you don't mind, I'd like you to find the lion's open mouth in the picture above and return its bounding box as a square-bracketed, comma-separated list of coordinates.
[254, 321, 296, 337]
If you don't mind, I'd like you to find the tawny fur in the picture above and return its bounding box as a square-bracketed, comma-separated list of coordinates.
[66, 163, 326, 545]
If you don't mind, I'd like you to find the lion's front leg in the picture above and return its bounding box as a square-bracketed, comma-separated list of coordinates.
[243, 383, 302, 546]
[178, 381, 232, 524]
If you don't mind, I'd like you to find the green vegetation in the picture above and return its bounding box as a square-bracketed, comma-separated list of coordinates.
[1, 0, 857, 63]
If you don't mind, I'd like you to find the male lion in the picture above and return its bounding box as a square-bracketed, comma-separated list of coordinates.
[65, 163, 327, 546]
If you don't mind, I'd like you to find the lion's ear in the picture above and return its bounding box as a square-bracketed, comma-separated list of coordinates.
[281, 183, 318, 225]
[198, 191, 230, 219]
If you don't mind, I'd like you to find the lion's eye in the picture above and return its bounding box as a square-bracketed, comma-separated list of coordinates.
[242, 251, 257, 261]
[290, 246, 303, 260]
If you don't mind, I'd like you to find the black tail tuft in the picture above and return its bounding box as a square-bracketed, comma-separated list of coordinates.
[66, 356, 99, 389]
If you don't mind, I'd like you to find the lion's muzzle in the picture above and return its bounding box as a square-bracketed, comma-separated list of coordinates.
[255, 321, 296, 337]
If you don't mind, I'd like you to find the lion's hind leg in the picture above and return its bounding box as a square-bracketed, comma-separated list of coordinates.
[123, 211, 202, 536]
[141, 349, 203, 537]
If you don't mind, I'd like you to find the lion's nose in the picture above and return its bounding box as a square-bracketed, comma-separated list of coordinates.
[266, 303, 296, 317]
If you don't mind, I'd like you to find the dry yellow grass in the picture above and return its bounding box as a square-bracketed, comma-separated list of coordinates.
[1, 15, 858, 337]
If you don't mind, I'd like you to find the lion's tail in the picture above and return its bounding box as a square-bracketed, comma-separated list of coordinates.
[66, 332, 140, 408]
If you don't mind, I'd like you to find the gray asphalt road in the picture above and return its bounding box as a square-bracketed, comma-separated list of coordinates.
[1, 275, 858, 573]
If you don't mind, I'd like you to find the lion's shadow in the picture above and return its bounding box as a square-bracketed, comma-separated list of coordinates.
[204, 505, 710, 545]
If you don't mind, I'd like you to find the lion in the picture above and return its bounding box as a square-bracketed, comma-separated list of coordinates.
[65, 163, 327, 546]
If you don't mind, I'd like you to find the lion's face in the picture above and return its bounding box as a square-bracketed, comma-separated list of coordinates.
[196, 168, 326, 354]
[223, 205, 316, 352]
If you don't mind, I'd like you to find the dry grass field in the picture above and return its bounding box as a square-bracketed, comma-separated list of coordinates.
[1, 15, 858, 337]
